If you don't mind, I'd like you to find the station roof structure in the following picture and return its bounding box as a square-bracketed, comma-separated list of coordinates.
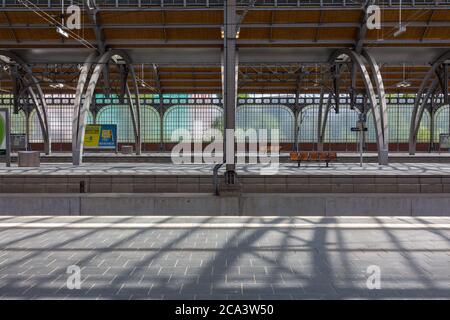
[0, 0, 449, 95]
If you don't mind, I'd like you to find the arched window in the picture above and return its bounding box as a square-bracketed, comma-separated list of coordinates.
[298, 105, 319, 143]
[96, 105, 134, 143]
[140, 105, 160, 143]
[366, 105, 430, 144]
[3, 104, 26, 135]
[434, 105, 450, 143]
[163, 105, 223, 142]
[324, 106, 359, 143]
[10, 109, 26, 135]
[30, 104, 93, 143]
[237, 105, 294, 143]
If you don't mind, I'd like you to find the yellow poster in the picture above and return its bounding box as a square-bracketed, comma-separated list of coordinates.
[84, 125, 101, 147]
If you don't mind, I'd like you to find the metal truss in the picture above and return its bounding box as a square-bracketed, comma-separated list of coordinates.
[329, 48, 389, 164]
[72, 49, 142, 165]
[0, 50, 51, 154]
[409, 50, 450, 155]
[3, 92, 417, 110]
[3, 0, 450, 10]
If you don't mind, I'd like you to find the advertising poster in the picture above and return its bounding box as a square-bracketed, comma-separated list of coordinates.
[84, 124, 117, 149]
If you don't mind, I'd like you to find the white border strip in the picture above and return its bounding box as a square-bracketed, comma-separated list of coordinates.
[1, 222, 449, 229]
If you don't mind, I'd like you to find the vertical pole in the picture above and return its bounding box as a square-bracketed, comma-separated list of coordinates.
[429, 107, 435, 152]
[223, 0, 238, 184]
[159, 102, 164, 152]
[360, 130, 363, 167]
[293, 108, 299, 152]
[25, 110, 30, 151]
[293, 89, 300, 152]
[317, 89, 324, 151]
[6, 109, 10, 167]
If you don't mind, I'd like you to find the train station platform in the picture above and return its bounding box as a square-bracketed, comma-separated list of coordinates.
[0, 216, 448, 299]
[1, 162, 450, 216]
[5, 152, 450, 163]
[1, 162, 450, 194]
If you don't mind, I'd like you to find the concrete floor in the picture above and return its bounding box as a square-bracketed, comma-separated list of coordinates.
[2, 162, 450, 176]
[0, 216, 449, 300]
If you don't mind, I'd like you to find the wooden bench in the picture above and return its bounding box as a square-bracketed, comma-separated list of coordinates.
[289, 151, 337, 167]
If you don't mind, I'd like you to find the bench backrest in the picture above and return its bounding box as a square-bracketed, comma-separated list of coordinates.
[309, 152, 319, 160]
[290, 151, 338, 161]
[299, 151, 309, 160]
[328, 151, 337, 160]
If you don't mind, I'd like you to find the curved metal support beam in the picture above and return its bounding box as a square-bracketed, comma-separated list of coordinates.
[0, 50, 51, 154]
[72, 49, 141, 165]
[317, 92, 332, 151]
[316, 89, 324, 151]
[329, 48, 388, 164]
[72, 52, 98, 165]
[362, 49, 389, 163]
[409, 50, 450, 155]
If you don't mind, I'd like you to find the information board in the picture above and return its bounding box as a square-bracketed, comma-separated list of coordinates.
[84, 124, 117, 150]
[439, 133, 450, 149]
[10, 134, 27, 151]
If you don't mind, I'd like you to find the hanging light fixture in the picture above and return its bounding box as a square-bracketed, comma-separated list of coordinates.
[141, 64, 146, 87]
[393, 0, 406, 37]
[396, 63, 411, 88]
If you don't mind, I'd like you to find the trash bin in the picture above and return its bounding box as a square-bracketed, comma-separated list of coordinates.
[121, 145, 133, 155]
[18, 151, 40, 167]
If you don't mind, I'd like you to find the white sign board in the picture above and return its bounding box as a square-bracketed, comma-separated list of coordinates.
[439, 134, 450, 149]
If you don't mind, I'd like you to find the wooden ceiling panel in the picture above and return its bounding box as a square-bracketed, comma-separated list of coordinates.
[270, 10, 321, 23]
[163, 10, 222, 24]
[322, 10, 361, 23]
[14, 28, 74, 40]
[242, 11, 273, 24]
[270, 28, 317, 40]
[103, 28, 164, 40]
[159, 67, 220, 73]
[424, 27, 450, 40]
[0, 30, 15, 40]
[317, 27, 357, 40]
[380, 9, 431, 22]
[161, 80, 221, 87]
[165, 28, 219, 40]
[239, 28, 271, 39]
[431, 10, 450, 21]
[100, 12, 163, 24]
[161, 74, 220, 80]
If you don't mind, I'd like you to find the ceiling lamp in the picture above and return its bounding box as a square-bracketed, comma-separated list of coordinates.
[393, 0, 406, 37]
[49, 83, 64, 89]
[56, 26, 69, 38]
[396, 63, 411, 88]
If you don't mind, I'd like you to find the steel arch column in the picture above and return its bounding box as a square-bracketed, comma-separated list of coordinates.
[409, 50, 450, 155]
[0, 50, 51, 155]
[72, 52, 98, 165]
[329, 48, 389, 164]
[72, 50, 142, 165]
[318, 93, 333, 151]
[362, 49, 389, 159]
